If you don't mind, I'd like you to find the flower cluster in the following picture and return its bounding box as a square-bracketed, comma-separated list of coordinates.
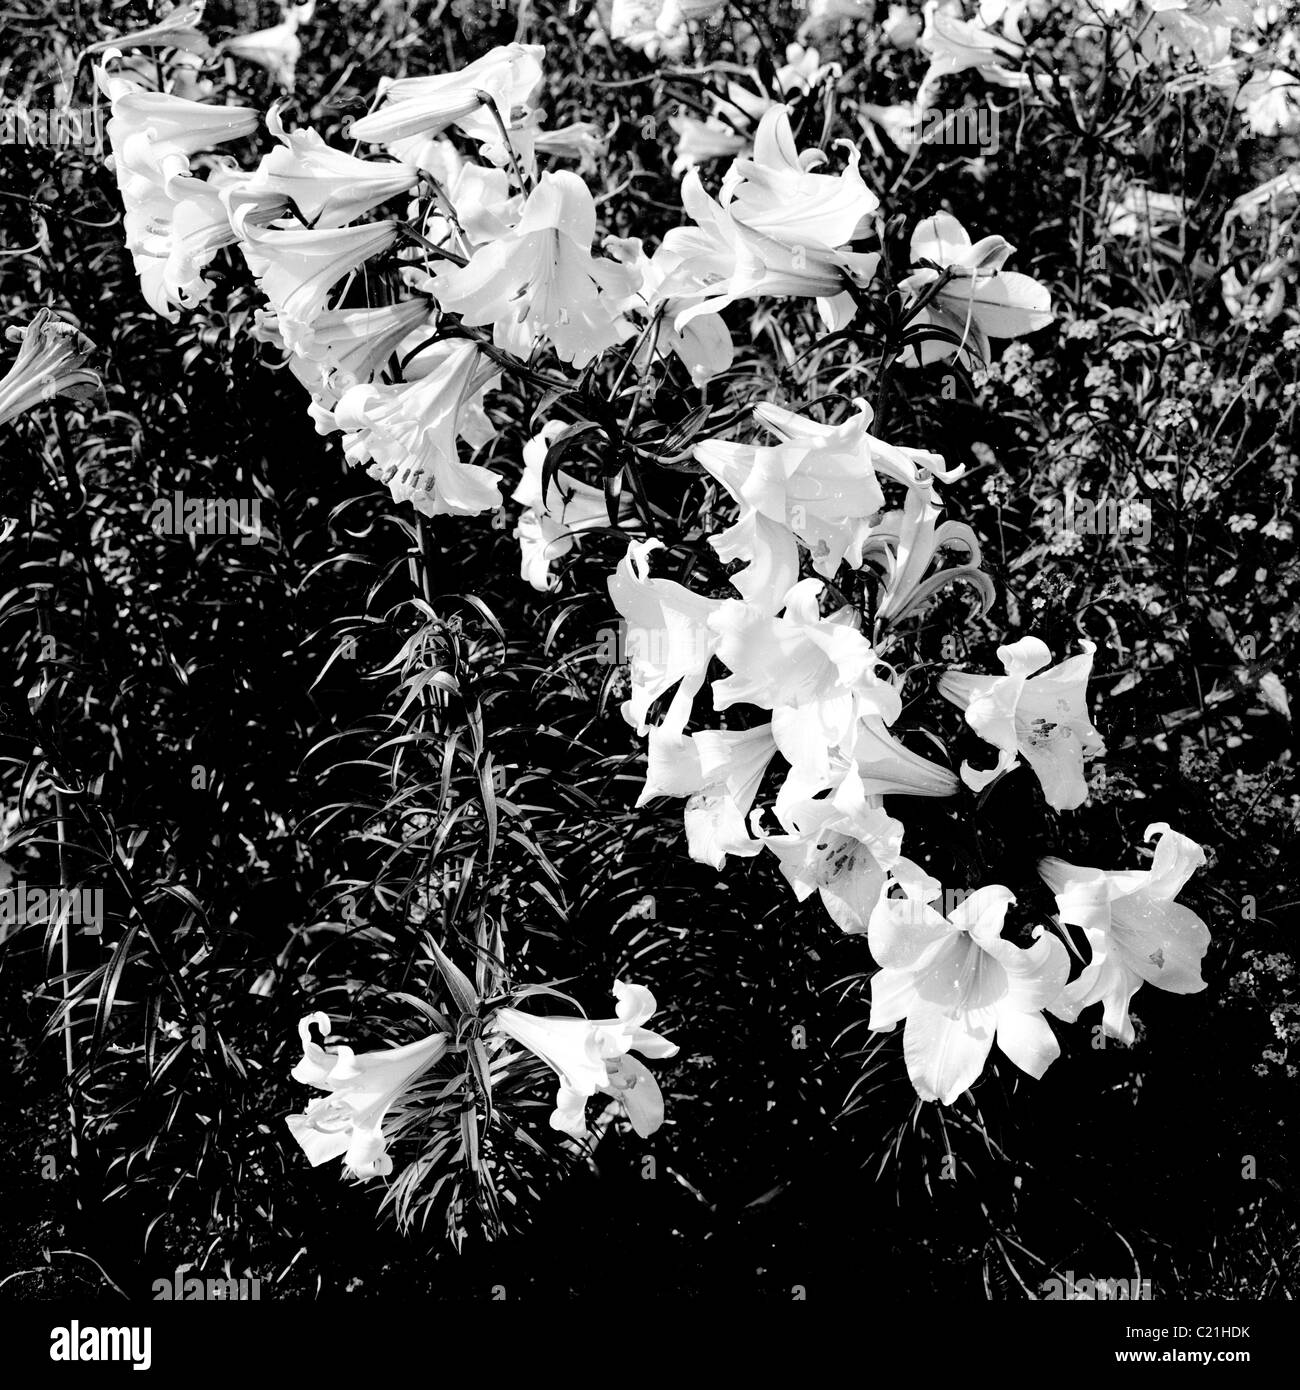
[88, 5, 1226, 1167]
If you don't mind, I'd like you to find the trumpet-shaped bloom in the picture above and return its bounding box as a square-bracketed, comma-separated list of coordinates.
[283, 296, 433, 409]
[719, 105, 878, 251]
[220, 2, 313, 88]
[96, 65, 260, 317]
[334, 338, 501, 517]
[431, 171, 638, 367]
[1039, 823, 1210, 1045]
[349, 43, 544, 151]
[850, 718, 960, 798]
[492, 980, 679, 1138]
[869, 875, 1069, 1103]
[938, 636, 1105, 810]
[96, 65, 259, 167]
[0, 310, 99, 426]
[762, 763, 905, 932]
[607, 538, 724, 737]
[651, 160, 878, 323]
[698, 399, 946, 583]
[233, 211, 398, 334]
[899, 212, 1052, 366]
[711, 579, 901, 731]
[513, 421, 632, 590]
[250, 106, 420, 228]
[638, 723, 777, 867]
[285, 1012, 447, 1178]
[917, 0, 1025, 92]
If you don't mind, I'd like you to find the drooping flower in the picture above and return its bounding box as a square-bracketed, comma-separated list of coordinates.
[96, 65, 259, 166]
[1039, 823, 1211, 1045]
[938, 636, 1105, 810]
[762, 762, 905, 932]
[430, 171, 638, 367]
[0, 310, 100, 427]
[869, 872, 1069, 1103]
[491, 980, 679, 1138]
[96, 64, 260, 317]
[249, 105, 420, 228]
[637, 723, 777, 867]
[607, 538, 723, 737]
[232, 211, 398, 335]
[285, 1012, 448, 1178]
[281, 296, 433, 415]
[513, 420, 633, 590]
[916, 0, 1025, 94]
[220, 1, 314, 88]
[348, 43, 545, 153]
[333, 337, 501, 517]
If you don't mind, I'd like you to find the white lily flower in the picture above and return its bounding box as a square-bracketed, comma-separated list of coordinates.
[0, 310, 99, 427]
[850, 718, 960, 797]
[512, 421, 632, 590]
[250, 106, 420, 228]
[220, 2, 312, 88]
[698, 400, 910, 583]
[282, 297, 433, 413]
[607, 538, 724, 737]
[349, 43, 544, 150]
[711, 578, 901, 721]
[612, 236, 735, 386]
[333, 338, 500, 517]
[1039, 823, 1211, 1044]
[649, 181, 879, 333]
[84, 1, 212, 59]
[719, 105, 878, 252]
[899, 212, 1052, 366]
[96, 65, 259, 168]
[431, 171, 638, 368]
[233, 211, 398, 333]
[1106, 185, 1187, 239]
[637, 723, 776, 867]
[492, 980, 679, 1138]
[938, 636, 1106, 810]
[669, 114, 748, 176]
[869, 876, 1069, 1103]
[763, 763, 905, 932]
[285, 1012, 448, 1178]
[917, 0, 1025, 93]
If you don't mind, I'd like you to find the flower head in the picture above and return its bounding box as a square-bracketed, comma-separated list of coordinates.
[492, 980, 679, 1138]
[285, 1012, 447, 1178]
[939, 635, 1105, 810]
[1039, 823, 1210, 1044]
[0, 310, 100, 426]
[869, 871, 1069, 1103]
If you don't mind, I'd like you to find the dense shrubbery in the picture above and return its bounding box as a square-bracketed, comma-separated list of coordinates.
[0, 0, 1296, 1299]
